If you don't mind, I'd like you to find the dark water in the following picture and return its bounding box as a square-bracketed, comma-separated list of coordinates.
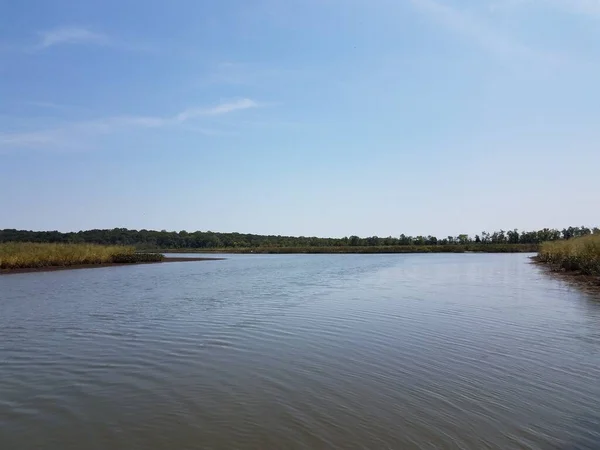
[1, 254, 600, 450]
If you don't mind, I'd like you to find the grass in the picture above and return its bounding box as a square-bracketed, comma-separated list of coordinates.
[0, 242, 163, 270]
[157, 244, 538, 254]
[537, 234, 600, 275]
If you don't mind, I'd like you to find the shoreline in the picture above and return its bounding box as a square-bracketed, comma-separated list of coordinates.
[0, 256, 224, 275]
[530, 256, 600, 290]
[153, 244, 538, 254]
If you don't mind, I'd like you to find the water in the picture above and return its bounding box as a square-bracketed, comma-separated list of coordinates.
[1, 254, 600, 450]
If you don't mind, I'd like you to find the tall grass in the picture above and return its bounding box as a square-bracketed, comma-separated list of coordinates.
[0, 243, 162, 270]
[164, 244, 538, 254]
[537, 234, 600, 275]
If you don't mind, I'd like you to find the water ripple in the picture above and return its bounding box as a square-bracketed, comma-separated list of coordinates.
[1, 254, 600, 449]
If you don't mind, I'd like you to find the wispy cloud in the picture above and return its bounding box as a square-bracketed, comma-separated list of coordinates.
[199, 62, 312, 88]
[409, 0, 535, 58]
[0, 99, 261, 151]
[21, 101, 91, 113]
[489, 0, 600, 16]
[33, 26, 154, 52]
[37, 26, 108, 49]
[0, 129, 65, 149]
[558, 0, 600, 15]
[174, 99, 259, 121]
[24, 101, 76, 109]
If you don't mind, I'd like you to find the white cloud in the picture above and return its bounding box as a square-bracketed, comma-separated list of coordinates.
[174, 99, 259, 121]
[24, 101, 77, 109]
[490, 0, 600, 15]
[566, 0, 600, 14]
[199, 62, 309, 87]
[21, 101, 93, 114]
[37, 26, 108, 49]
[409, 0, 532, 57]
[0, 99, 261, 151]
[0, 130, 63, 147]
[408, 0, 565, 68]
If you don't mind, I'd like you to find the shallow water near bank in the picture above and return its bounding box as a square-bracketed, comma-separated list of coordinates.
[1, 253, 600, 449]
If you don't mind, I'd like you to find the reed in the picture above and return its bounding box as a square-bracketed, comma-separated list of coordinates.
[537, 234, 600, 275]
[161, 244, 538, 254]
[0, 243, 162, 270]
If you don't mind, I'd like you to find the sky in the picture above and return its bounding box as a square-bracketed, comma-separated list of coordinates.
[1, 0, 599, 238]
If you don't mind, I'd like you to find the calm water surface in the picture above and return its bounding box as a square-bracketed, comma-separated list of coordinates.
[1, 254, 600, 449]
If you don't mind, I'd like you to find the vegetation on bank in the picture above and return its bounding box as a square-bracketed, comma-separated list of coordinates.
[0, 243, 163, 270]
[537, 235, 600, 276]
[162, 244, 538, 254]
[1, 226, 597, 250]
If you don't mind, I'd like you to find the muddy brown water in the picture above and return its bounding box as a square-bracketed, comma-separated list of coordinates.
[1, 253, 599, 449]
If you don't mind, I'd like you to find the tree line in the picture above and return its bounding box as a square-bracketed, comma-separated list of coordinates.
[0, 226, 597, 250]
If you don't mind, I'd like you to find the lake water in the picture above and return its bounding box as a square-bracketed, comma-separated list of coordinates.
[1, 253, 600, 450]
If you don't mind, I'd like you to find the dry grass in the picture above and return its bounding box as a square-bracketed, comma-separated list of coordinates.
[0, 242, 139, 269]
[538, 234, 600, 275]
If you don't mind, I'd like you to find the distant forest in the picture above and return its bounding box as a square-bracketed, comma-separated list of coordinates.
[1, 226, 598, 250]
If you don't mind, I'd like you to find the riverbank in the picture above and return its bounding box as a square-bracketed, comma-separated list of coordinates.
[536, 234, 600, 274]
[155, 244, 538, 254]
[533, 234, 600, 288]
[0, 243, 223, 275]
[0, 256, 223, 275]
[532, 256, 600, 289]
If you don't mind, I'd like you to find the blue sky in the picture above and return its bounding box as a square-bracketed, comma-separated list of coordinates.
[1, 0, 598, 237]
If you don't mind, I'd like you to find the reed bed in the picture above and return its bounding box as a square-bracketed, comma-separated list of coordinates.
[0, 243, 162, 270]
[537, 234, 600, 275]
[164, 244, 538, 254]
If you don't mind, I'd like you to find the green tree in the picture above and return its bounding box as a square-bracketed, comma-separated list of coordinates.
[457, 234, 469, 245]
[507, 229, 520, 244]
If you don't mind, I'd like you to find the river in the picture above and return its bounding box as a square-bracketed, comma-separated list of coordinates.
[1, 253, 599, 449]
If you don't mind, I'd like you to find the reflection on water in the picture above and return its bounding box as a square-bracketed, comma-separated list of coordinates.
[1, 253, 600, 449]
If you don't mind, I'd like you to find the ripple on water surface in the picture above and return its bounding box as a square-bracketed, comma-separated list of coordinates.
[1, 254, 600, 449]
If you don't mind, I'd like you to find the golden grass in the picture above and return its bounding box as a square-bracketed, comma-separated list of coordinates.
[0, 242, 136, 269]
[538, 234, 600, 275]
